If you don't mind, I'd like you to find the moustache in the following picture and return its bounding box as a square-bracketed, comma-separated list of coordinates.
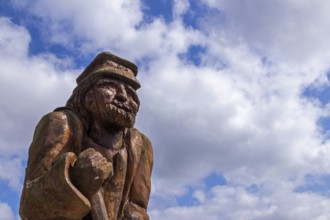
[103, 104, 136, 127]
[112, 100, 134, 113]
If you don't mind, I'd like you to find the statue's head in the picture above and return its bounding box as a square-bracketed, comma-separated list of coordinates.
[66, 52, 140, 129]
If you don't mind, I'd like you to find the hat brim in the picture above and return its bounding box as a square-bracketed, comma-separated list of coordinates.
[79, 68, 141, 90]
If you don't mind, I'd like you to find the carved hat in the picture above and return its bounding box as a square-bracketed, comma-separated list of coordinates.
[76, 51, 140, 89]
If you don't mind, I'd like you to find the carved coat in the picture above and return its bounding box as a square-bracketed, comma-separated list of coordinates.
[20, 109, 153, 220]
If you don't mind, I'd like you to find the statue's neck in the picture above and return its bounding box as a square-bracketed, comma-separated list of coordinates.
[88, 121, 126, 151]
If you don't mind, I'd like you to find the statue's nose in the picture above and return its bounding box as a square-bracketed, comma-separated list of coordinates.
[116, 84, 128, 102]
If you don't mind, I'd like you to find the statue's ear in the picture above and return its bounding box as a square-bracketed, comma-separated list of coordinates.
[84, 90, 95, 107]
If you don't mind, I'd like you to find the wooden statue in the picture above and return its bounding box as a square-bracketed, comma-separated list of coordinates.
[19, 52, 153, 220]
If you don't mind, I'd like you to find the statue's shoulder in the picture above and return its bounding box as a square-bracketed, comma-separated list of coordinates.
[34, 108, 84, 139]
[53, 107, 83, 123]
[42, 107, 82, 126]
[35, 111, 71, 134]
[40, 111, 69, 123]
[129, 128, 152, 150]
[128, 128, 153, 170]
[27, 109, 84, 179]
[129, 128, 151, 143]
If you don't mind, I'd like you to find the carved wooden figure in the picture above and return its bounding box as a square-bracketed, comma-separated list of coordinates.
[20, 52, 153, 220]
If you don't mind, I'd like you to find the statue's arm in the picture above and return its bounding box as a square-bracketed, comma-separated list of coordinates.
[20, 111, 91, 220]
[125, 133, 154, 220]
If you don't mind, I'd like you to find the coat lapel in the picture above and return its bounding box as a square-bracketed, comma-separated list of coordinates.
[118, 128, 143, 217]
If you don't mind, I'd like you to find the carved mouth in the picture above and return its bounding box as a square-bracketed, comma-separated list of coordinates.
[105, 104, 135, 127]
[110, 104, 129, 116]
[113, 101, 132, 113]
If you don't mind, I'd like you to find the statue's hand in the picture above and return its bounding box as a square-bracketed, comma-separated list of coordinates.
[70, 148, 113, 198]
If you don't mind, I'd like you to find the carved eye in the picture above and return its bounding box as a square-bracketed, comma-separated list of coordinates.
[130, 93, 140, 105]
[125, 86, 140, 105]
[84, 90, 95, 106]
[98, 81, 117, 89]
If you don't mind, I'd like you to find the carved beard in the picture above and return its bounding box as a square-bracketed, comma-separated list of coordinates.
[100, 103, 136, 128]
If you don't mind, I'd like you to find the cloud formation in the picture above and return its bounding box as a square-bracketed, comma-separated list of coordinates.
[0, 17, 77, 191]
[150, 183, 330, 220]
[201, 0, 330, 65]
[0, 203, 15, 220]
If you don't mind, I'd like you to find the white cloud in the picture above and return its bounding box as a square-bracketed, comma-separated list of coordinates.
[0, 17, 77, 191]
[140, 48, 328, 197]
[0, 18, 30, 57]
[135, 0, 330, 213]
[0, 203, 15, 220]
[150, 183, 330, 220]
[200, 0, 330, 67]
[134, 27, 326, 195]
[173, 0, 190, 18]
[10, 0, 203, 60]
[0, 157, 22, 190]
[11, 0, 143, 53]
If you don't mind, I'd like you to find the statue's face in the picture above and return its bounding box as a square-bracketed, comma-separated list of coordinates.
[85, 78, 140, 128]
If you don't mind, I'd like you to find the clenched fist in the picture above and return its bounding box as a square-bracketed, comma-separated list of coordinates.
[70, 148, 113, 198]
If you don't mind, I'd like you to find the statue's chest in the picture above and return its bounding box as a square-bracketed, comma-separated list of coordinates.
[81, 131, 142, 219]
[102, 147, 128, 219]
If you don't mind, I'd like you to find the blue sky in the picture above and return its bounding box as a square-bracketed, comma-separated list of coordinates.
[2, 0, 330, 219]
